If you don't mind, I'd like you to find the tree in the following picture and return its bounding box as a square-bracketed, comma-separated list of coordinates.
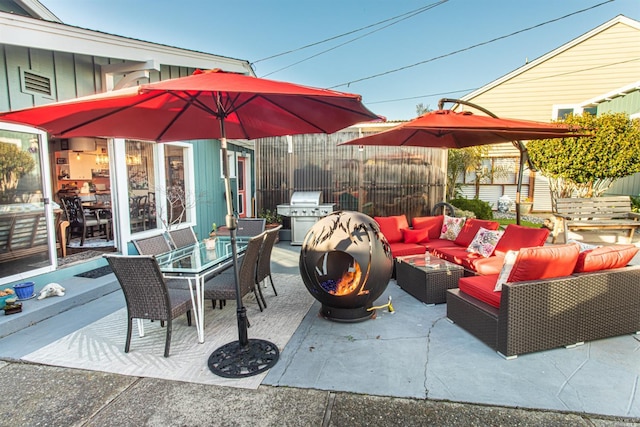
[0, 142, 36, 194]
[446, 146, 487, 201]
[527, 112, 640, 199]
[415, 103, 431, 116]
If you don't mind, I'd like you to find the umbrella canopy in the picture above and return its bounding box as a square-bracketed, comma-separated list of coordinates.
[340, 107, 588, 225]
[0, 69, 379, 141]
[0, 69, 380, 377]
[339, 109, 584, 149]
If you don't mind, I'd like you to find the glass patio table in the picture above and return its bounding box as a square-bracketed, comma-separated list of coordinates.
[156, 236, 249, 343]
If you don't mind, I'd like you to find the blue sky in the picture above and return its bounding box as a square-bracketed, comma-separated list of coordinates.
[42, 0, 639, 121]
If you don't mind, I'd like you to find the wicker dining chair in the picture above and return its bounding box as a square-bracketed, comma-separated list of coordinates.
[204, 231, 266, 312]
[168, 227, 198, 249]
[132, 234, 172, 256]
[256, 225, 282, 299]
[104, 254, 192, 358]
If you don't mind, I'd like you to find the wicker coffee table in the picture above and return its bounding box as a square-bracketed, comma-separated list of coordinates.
[395, 254, 464, 305]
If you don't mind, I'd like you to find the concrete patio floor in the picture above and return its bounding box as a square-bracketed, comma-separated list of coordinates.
[0, 229, 639, 425]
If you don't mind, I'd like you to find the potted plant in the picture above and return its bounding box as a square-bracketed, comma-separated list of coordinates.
[259, 210, 282, 242]
[204, 222, 217, 250]
[518, 197, 533, 215]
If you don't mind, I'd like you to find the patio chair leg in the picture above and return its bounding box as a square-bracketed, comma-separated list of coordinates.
[164, 319, 172, 358]
[125, 317, 133, 354]
[253, 287, 264, 312]
[257, 284, 267, 309]
[268, 273, 277, 296]
[186, 310, 192, 326]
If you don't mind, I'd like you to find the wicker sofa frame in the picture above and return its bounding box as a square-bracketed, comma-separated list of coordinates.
[446, 265, 640, 358]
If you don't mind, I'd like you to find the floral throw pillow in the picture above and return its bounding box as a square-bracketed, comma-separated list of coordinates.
[494, 250, 519, 292]
[467, 227, 504, 258]
[440, 215, 466, 241]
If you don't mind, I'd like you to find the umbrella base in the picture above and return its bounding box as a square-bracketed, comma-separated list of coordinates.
[208, 339, 279, 378]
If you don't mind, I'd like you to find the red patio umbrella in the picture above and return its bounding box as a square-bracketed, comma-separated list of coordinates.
[0, 68, 380, 377]
[340, 102, 588, 224]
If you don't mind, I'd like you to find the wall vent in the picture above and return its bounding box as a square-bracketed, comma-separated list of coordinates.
[20, 68, 53, 97]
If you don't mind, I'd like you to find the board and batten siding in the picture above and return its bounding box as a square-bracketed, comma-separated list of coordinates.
[0, 43, 201, 111]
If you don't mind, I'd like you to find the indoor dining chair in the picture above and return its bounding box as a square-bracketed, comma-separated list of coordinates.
[104, 254, 192, 358]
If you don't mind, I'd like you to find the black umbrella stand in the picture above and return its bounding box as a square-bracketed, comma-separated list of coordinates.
[208, 128, 279, 378]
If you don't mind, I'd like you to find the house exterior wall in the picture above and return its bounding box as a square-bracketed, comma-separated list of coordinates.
[455, 16, 640, 212]
[461, 18, 640, 121]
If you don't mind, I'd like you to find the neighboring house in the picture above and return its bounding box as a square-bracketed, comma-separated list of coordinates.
[454, 15, 640, 212]
[0, 0, 255, 284]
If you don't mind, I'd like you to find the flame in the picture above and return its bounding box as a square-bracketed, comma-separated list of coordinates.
[331, 262, 361, 296]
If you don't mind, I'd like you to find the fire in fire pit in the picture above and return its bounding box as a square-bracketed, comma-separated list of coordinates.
[299, 211, 393, 322]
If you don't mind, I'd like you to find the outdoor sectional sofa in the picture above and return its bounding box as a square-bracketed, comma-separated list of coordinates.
[373, 214, 550, 275]
[373, 214, 640, 358]
[447, 243, 640, 358]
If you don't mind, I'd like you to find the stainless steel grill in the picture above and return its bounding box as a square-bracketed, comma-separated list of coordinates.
[277, 191, 335, 245]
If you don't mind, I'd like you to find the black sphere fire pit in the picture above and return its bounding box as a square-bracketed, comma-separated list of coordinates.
[299, 211, 393, 322]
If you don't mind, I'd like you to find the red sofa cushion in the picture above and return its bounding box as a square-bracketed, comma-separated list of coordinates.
[466, 254, 505, 275]
[375, 215, 409, 243]
[432, 245, 482, 267]
[454, 218, 500, 247]
[390, 242, 426, 257]
[574, 244, 639, 273]
[493, 224, 549, 257]
[459, 274, 501, 308]
[422, 238, 459, 252]
[412, 215, 444, 240]
[402, 227, 430, 243]
[508, 243, 580, 283]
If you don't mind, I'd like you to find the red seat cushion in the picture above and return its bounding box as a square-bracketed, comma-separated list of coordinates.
[412, 215, 444, 240]
[493, 224, 550, 257]
[422, 238, 460, 252]
[402, 227, 430, 244]
[468, 255, 505, 275]
[453, 218, 500, 247]
[574, 244, 639, 273]
[374, 215, 409, 243]
[508, 243, 580, 282]
[389, 242, 426, 257]
[458, 274, 501, 308]
[432, 246, 482, 266]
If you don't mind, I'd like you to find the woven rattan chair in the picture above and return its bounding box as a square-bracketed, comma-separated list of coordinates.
[204, 231, 266, 312]
[256, 225, 282, 299]
[168, 227, 198, 249]
[133, 234, 172, 256]
[104, 254, 192, 357]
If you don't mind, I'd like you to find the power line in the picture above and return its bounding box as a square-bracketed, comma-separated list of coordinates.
[251, 0, 449, 77]
[328, 0, 614, 89]
[368, 57, 639, 107]
[253, 1, 448, 65]
[260, 1, 446, 78]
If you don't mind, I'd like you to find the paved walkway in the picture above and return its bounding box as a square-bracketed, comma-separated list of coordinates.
[0, 234, 639, 426]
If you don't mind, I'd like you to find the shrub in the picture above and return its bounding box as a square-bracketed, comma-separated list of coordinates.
[450, 197, 493, 220]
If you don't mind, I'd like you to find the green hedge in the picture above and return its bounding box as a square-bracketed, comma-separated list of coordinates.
[450, 197, 493, 220]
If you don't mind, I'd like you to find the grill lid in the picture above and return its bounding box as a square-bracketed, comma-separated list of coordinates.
[290, 191, 322, 206]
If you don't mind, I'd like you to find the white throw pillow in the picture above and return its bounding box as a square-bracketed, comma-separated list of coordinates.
[440, 215, 466, 241]
[567, 239, 600, 252]
[494, 250, 519, 292]
[467, 227, 504, 258]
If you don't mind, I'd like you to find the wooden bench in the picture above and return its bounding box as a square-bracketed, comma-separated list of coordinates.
[552, 196, 640, 243]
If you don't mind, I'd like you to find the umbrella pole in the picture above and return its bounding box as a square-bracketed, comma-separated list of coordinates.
[208, 121, 279, 379]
